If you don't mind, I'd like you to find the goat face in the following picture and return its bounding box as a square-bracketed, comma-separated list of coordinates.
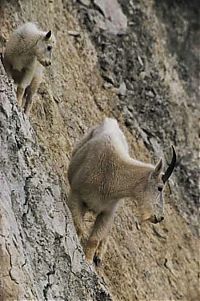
[139, 159, 165, 224]
[140, 146, 176, 224]
[35, 31, 55, 67]
[148, 159, 165, 223]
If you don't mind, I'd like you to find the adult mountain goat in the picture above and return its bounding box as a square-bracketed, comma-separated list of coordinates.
[68, 118, 176, 265]
[3, 22, 55, 115]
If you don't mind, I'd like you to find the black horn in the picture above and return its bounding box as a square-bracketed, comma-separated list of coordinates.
[45, 30, 51, 40]
[162, 146, 176, 183]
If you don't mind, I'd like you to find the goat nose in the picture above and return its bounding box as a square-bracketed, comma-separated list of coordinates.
[152, 215, 164, 224]
[154, 216, 159, 224]
[156, 216, 164, 223]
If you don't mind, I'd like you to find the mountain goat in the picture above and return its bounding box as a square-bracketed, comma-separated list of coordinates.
[3, 22, 55, 115]
[68, 118, 176, 266]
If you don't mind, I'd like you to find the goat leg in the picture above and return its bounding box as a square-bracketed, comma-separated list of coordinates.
[85, 209, 115, 264]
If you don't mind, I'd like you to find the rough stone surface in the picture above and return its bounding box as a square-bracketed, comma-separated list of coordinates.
[0, 0, 199, 301]
[0, 62, 112, 300]
[93, 0, 127, 34]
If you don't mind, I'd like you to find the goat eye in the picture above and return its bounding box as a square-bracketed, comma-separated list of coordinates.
[47, 46, 52, 51]
[158, 186, 163, 192]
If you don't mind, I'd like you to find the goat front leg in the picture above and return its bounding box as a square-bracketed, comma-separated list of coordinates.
[23, 79, 39, 115]
[85, 208, 116, 265]
[93, 237, 108, 267]
[17, 65, 35, 107]
[23, 68, 43, 115]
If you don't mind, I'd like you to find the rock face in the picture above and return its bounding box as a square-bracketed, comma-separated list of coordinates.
[0, 62, 112, 300]
[0, 0, 199, 301]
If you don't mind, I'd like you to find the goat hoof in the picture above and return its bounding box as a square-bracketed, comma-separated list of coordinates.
[93, 255, 101, 267]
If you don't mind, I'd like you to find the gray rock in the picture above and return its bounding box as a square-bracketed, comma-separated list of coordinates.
[117, 82, 127, 96]
[0, 61, 112, 301]
[93, 0, 127, 34]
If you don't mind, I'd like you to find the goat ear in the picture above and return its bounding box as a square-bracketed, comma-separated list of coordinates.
[151, 158, 163, 178]
[45, 30, 51, 40]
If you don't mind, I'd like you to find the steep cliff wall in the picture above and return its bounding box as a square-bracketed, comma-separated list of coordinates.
[0, 61, 112, 300]
[0, 1, 199, 301]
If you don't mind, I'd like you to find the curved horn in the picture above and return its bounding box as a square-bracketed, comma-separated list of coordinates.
[162, 146, 176, 183]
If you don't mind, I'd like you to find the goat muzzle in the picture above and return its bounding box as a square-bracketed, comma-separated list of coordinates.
[162, 145, 176, 183]
[150, 215, 164, 224]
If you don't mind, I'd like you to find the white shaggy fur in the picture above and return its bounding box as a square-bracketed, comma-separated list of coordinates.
[3, 22, 56, 115]
[68, 118, 174, 265]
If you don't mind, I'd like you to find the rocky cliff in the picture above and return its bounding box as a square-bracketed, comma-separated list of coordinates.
[0, 1, 199, 301]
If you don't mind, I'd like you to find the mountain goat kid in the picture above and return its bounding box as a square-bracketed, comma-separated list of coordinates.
[68, 118, 176, 266]
[3, 22, 55, 115]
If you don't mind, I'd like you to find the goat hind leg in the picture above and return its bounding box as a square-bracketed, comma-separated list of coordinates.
[17, 86, 25, 107]
[2, 58, 13, 79]
[21, 86, 30, 110]
[93, 237, 108, 267]
[23, 89, 33, 115]
[68, 191, 86, 240]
